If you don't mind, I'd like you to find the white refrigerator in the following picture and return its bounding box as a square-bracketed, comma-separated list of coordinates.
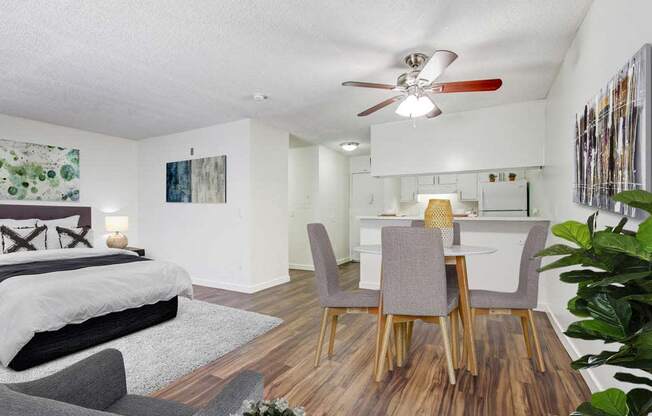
[479, 180, 528, 217]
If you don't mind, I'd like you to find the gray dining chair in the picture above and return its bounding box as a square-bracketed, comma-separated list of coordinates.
[307, 223, 383, 369]
[376, 226, 460, 384]
[468, 222, 550, 372]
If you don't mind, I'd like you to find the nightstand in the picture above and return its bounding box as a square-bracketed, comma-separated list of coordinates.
[124, 246, 145, 257]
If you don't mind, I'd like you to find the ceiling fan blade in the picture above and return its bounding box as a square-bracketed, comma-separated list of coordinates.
[424, 94, 442, 118]
[342, 81, 397, 90]
[430, 78, 503, 93]
[418, 50, 458, 83]
[357, 95, 404, 116]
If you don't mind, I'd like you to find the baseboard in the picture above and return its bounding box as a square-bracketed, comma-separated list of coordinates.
[540, 302, 601, 392]
[192, 275, 290, 294]
[289, 257, 352, 271]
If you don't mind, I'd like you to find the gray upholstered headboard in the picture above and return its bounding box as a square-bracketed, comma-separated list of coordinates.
[0, 204, 92, 227]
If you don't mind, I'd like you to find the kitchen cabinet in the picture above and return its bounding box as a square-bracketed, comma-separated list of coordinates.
[417, 175, 435, 185]
[457, 173, 478, 201]
[350, 156, 371, 174]
[400, 176, 418, 202]
[437, 174, 457, 185]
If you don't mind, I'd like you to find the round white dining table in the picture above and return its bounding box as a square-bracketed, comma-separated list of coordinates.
[353, 244, 497, 376]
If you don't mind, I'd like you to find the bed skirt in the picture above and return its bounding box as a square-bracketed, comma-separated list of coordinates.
[8, 297, 179, 371]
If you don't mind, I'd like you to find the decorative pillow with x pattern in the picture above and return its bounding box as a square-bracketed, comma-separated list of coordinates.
[56, 226, 93, 249]
[0, 225, 48, 253]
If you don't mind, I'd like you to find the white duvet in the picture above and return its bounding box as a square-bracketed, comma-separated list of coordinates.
[0, 248, 193, 367]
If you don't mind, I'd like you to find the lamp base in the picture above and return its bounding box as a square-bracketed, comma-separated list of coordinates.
[107, 232, 128, 249]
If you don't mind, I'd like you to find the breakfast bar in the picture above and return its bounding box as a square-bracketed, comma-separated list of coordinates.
[357, 216, 550, 294]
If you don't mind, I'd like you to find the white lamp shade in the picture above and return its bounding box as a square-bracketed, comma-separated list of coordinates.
[395, 95, 434, 118]
[105, 216, 128, 232]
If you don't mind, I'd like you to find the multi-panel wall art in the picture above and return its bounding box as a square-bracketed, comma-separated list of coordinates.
[574, 44, 652, 217]
[0, 139, 80, 201]
[166, 155, 226, 203]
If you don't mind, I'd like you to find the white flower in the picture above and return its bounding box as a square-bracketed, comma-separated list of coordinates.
[274, 398, 289, 411]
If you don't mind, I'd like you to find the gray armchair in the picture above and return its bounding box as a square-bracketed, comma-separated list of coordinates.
[1, 349, 263, 416]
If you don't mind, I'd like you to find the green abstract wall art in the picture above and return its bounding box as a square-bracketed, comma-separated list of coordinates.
[0, 139, 80, 201]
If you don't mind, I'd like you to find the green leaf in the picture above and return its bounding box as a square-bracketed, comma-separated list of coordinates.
[566, 319, 627, 342]
[627, 388, 652, 416]
[568, 296, 591, 317]
[590, 388, 629, 416]
[586, 294, 631, 337]
[593, 231, 652, 261]
[572, 350, 621, 370]
[615, 372, 652, 388]
[561, 270, 609, 284]
[622, 294, 652, 306]
[638, 217, 652, 252]
[613, 190, 652, 214]
[539, 253, 586, 272]
[613, 217, 629, 234]
[571, 402, 614, 416]
[588, 271, 652, 287]
[536, 244, 580, 257]
[572, 404, 611, 415]
[552, 220, 592, 248]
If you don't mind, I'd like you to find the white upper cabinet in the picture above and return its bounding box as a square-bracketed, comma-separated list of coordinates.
[437, 174, 457, 185]
[400, 176, 418, 202]
[350, 156, 371, 173]
[457, 173, 478, 201]
[418, 175, 435, 185]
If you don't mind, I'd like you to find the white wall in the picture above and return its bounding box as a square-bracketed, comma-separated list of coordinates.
[0, 113, 139, 247]
[370, 100, 546, 177]
[249, 120, 290, 289]
[317, 146, 350, 262]
[288, 146, 318, 268]
[288, 145, 350, 270]
[138, 118, 289, 293]
[541, 0, 652, 392]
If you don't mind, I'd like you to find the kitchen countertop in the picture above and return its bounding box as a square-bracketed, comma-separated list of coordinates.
[357, 215, 549, 222]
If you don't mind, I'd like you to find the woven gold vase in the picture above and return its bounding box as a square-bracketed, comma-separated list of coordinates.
[424, 199, 454, 247]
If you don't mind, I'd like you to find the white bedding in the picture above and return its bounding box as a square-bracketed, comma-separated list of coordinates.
[0, 248, 193, 367]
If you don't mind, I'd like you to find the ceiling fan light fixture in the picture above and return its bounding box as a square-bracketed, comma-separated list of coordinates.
[395, 95, 434, 118]
[340, 141, 360, 152]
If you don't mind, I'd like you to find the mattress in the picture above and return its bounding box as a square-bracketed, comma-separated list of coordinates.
[0, 248, 193, 367]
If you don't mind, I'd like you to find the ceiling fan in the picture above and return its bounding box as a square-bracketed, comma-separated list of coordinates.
[342, 50, 502, 119]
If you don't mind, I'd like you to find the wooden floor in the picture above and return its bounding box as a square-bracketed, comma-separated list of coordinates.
[153, 263, 591, 415]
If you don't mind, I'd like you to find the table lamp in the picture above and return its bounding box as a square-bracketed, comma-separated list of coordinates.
[105, 216, 129, 249]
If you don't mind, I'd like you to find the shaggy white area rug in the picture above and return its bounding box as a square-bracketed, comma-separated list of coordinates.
[0, 298, 282, 394]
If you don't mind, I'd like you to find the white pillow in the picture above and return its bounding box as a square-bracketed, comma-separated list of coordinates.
[56, 226, 93, 249]
[36, 216, 81, 250]
[0, 218, 38, 228]
[0, 225, 48, 253]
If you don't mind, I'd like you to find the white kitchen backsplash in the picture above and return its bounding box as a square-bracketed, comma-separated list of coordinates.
[401, 193, 478, 217]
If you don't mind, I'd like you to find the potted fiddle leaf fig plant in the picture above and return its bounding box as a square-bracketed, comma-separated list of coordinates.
[537, 190, 652, 416]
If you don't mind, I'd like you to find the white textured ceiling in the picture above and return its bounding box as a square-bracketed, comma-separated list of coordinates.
[0, 0, 592, 152]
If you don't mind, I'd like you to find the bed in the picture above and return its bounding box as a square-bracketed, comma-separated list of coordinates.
[0, 204, 193, 371]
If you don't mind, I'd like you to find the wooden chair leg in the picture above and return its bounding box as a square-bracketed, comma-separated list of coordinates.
[520, 315, 532, 358]
[394, 323, 404, 367]
[328, 314, 338, 357]
[376, 315, 394, 382]
[374, 313, 384, 376]
[527, 309, 545, 372]
[451, 309, 460, 370]
[405, 321, 414, 356]
[439, 316, 456, 385]
[387, 327, 395, 372]
[314, 308, 329, 368]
